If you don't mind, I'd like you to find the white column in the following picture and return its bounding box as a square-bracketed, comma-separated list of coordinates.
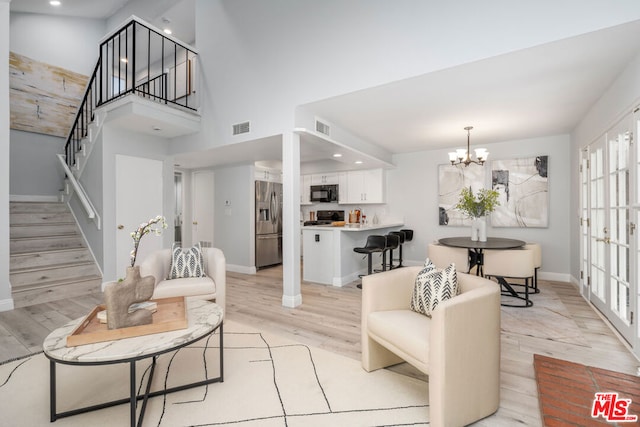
[281, 132, 302, 307]
[0, 0, 13, 311]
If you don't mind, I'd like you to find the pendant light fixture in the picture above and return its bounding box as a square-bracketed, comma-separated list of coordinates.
[448, 126, 489, 166]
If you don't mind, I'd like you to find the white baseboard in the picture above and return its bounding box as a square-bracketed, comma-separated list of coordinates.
[0, 298, 15, 312]
[282, 293, 302, 308]
[227, 264, 257, 275]
[10, 194, 60, 202]
[538, 271, 571, 283]
[333, 271, 362, 287]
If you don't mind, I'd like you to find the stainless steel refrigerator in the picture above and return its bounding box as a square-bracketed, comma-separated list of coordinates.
[255, 180, 283, 269]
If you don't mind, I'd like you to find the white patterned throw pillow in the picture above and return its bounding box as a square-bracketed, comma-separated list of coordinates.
[410, 260, 459, 316]
[168, 242, 206, 279]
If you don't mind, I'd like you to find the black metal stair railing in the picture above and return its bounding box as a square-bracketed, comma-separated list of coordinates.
[64, 17, 198, 169]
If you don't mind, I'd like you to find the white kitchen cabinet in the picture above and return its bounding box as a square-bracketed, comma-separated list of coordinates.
[255, 167, 282, 182]
[345, 169, 385, 204]
[300, 174, 312, 205]
[311, 172, 339, 185]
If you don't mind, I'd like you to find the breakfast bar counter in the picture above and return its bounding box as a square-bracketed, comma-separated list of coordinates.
[302, 222, 403, 286]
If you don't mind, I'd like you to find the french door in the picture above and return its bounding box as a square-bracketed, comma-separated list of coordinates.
[582, 112, 637, 347]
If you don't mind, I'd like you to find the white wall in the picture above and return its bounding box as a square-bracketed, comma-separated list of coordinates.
[10, 130, 65, 197]
[0, 0, 12, 311]
[9, 13, 106, 199]
[387, 135, 571, 279]
[10, 13, 105, 75]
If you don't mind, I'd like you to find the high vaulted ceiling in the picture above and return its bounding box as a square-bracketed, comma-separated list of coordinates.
[303, 19, 640, 154]
[9, 1, 640, 169]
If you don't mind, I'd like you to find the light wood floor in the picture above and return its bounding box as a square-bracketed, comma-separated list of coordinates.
[1, 266, 638, 426]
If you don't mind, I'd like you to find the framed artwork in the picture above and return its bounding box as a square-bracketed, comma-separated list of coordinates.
[490, 155, 549, 227]
[9, 52, 88, 138]
[438, 163, 485, 226]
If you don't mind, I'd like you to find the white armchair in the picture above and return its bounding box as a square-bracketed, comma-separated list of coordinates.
[139, 247, 226, 315]
[361, 266, 500, 427]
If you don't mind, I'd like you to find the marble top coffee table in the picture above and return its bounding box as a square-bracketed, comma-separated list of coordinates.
[43, 299, 223, 427]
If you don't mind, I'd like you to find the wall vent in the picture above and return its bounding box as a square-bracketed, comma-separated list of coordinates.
[315, 119, 330, 136]
[233, 121, 250, 135]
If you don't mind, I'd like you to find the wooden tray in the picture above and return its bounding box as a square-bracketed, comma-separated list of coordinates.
[66, 297, 188, 347]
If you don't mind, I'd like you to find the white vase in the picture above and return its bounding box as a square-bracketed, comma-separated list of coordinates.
[470, 218, 479, 241]
[477, 216, 487, 242]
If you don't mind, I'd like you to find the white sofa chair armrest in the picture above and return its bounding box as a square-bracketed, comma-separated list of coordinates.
[429, 273, 501, 427]
[203, 248, 226, 315]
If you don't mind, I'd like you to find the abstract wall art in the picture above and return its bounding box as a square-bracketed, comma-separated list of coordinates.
[9, 52, 88, 138]
[438, 163, 485, 226]
[490, 155, 549, 227]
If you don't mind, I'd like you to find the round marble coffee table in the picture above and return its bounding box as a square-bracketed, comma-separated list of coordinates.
[43, 299, 223, 426]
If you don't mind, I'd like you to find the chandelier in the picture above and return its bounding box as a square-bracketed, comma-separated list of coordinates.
[448, 126, 489, 166]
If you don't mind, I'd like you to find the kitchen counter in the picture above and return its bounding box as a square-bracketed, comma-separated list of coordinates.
[302, 222, 404, 286]
[302, 222, 404, 231]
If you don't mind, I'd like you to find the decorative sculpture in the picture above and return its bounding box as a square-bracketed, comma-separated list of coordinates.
[104, 266, 155, 329]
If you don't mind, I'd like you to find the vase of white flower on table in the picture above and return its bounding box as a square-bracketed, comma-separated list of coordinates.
[103, 215, 168, 329]
[455, 187, 500, 242]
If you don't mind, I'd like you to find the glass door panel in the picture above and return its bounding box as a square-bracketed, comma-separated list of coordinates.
[589, 143, 607, 304]
[580, 149, 590, 296]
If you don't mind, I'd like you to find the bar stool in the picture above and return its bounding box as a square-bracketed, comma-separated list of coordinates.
[401, 229, 413, 242]
[354, 235, 386, 288]
[389, 231, 406, 268]
[383, 233, 400, 270]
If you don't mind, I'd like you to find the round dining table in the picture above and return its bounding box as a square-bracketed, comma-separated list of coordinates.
[438, 236, 526, 276]
[439, 236, 529, 307]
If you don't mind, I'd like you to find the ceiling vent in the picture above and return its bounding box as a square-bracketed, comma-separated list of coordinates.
[233, 121, 250, 135]
[315, 119, 330, 136]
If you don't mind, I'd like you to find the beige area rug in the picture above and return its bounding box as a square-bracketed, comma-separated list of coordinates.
[499, 281, 589, 347]
[0, 320, 428, 426]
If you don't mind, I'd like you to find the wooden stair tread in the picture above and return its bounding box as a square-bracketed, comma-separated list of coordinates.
[10, 259, 98, 274]
[11, 275, 103, 292]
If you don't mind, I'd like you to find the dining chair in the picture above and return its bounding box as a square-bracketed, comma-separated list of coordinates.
[483, 247, 535, 307]
[427, 242, 470, 273]
[524, 243, 542, 293]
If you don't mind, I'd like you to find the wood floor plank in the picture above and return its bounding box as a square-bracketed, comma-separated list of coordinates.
[0, 264, 638, 426]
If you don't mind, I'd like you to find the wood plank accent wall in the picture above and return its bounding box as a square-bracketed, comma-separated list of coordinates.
[9, 52, 88, 138]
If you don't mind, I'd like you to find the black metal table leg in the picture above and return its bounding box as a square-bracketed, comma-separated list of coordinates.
[130, 361, 136, 427]
[50, 360, 57, 422]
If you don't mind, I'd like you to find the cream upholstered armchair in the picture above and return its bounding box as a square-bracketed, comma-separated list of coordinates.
[139, 247, 226, 315]
[361, 266, 500, 427]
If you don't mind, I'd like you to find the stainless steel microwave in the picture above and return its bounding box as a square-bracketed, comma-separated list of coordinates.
[310, 184, 338, 203]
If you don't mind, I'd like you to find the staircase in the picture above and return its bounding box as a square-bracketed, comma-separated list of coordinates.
[9, 201, 102, 308]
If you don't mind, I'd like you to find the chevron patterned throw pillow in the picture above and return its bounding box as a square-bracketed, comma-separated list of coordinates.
[168, 242, 206, 279]
[410, 260, 459, 316]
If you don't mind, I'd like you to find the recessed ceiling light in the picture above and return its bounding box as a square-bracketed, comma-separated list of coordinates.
[354, 160, 363, 164]
[50, 1, 61, 6]
[332, 153, 342, 158]
[163, 28, 172, 35]
[120, 57, 128, 63]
